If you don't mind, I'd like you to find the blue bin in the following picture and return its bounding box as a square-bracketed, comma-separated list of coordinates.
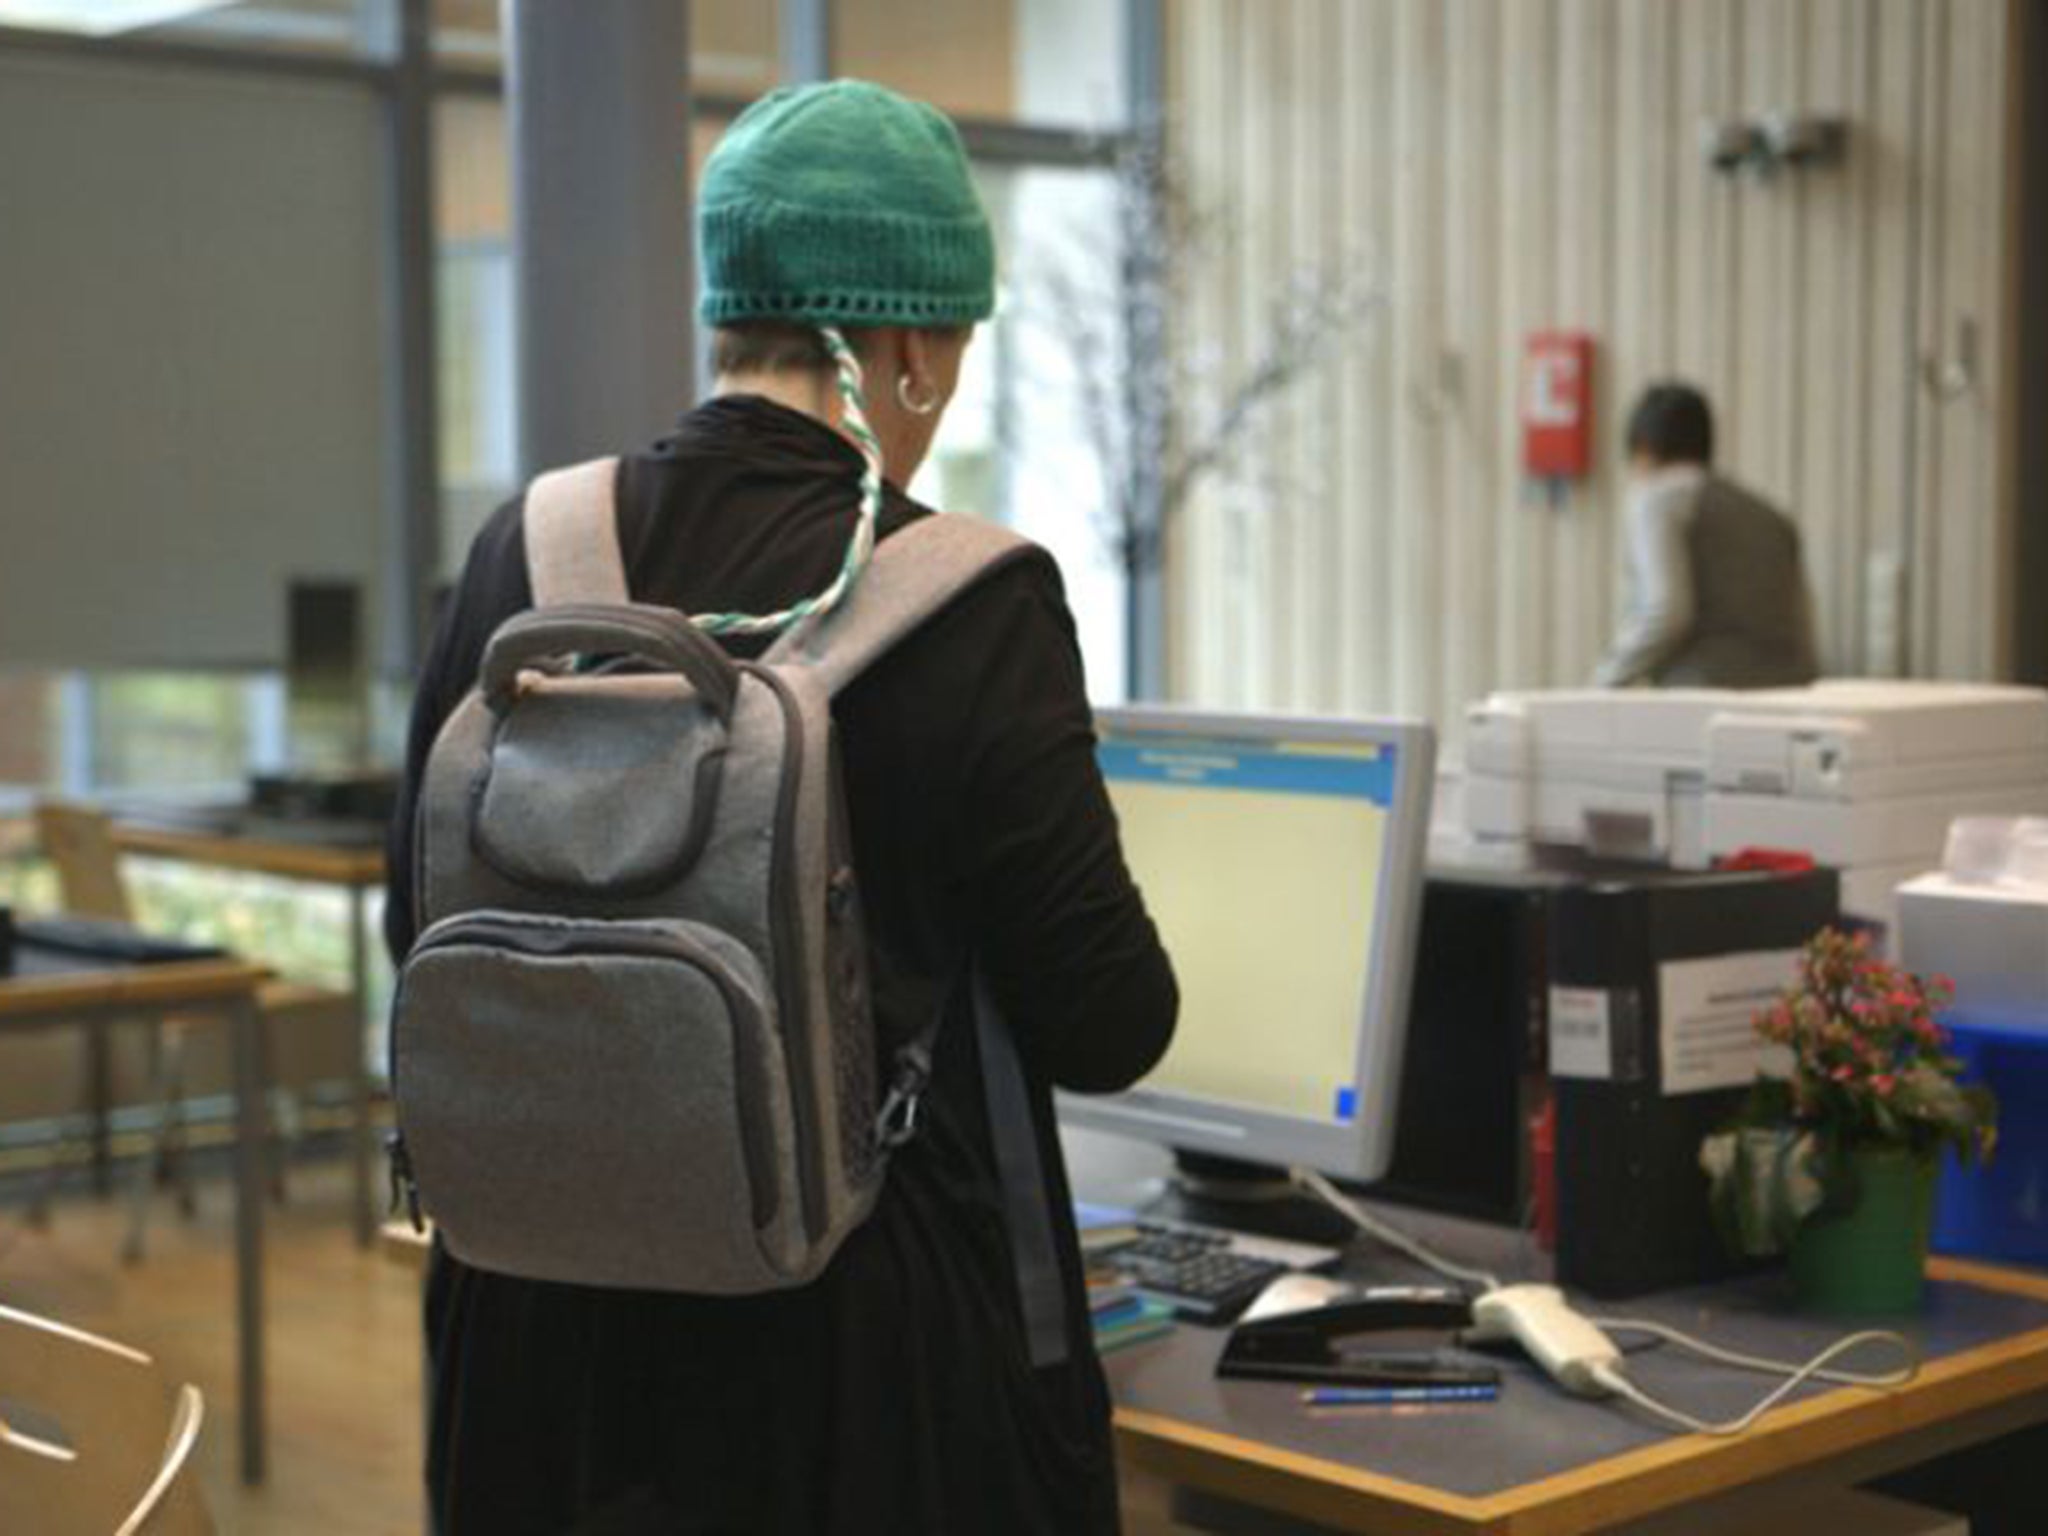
[1931, 1010, 2048, 1268]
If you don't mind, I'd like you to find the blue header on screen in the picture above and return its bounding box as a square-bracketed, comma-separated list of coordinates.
[1097, 736, 1397, 806]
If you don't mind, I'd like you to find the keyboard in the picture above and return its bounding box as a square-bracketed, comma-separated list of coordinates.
[1095, 1221, 1340, 1325]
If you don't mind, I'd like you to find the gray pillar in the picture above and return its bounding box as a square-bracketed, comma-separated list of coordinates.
[382, 0, 439, 678]
[507, 0, 694, 478]
[780, 0, 830, 83]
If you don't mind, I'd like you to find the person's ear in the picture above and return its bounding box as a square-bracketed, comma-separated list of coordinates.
[896, 328, 944, 416]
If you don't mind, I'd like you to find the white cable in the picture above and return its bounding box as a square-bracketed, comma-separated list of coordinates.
[1585, 1328, 1918, 1438]
[1287, 1168, 1920, 1439]
[1588, 1317, 1919, 1390]
[1291, 1167, 1504, 1293]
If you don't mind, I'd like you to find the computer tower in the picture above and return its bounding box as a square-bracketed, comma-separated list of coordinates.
[1367, 866, 1566, 1224]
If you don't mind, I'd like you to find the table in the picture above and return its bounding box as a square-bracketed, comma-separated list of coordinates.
[379, 1212, 2048, 1532]
[1070, 1131, 2048, 1535]
[0, 945, 274, 1485]
[1109, 1257, 2048, 1534]
[112, 817, 387, 1247]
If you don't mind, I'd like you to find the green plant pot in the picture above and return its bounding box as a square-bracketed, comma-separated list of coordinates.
[1789, 1146, 1938, 1314]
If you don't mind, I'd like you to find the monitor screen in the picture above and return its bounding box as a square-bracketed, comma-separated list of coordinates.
[1057, 708, 1434, 1180]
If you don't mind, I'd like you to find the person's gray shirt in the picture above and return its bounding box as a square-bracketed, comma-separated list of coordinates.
[1595, 466, 1820, 689]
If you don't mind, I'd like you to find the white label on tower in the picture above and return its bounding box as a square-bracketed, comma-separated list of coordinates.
[1549, 987, 1614, 1080]
[1657, 949, 1800, 1095]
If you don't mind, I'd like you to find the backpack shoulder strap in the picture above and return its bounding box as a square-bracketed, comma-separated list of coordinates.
[523, 457, 628, 608]
[762, 514, 1037, 695]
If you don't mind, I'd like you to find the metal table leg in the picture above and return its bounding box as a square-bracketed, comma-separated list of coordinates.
[88, 1019, 113, 1197]
[349, 883, 374, 1247]
[230, 991, 268, 1486]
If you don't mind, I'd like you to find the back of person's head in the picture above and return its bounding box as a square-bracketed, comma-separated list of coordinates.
[698, 79, 994, 372]
[1625, 382, 1715, 468]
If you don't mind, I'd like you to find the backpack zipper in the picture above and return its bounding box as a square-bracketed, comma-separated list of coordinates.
[392, 911, 781, 1232]
[742, 663, 825, 1242]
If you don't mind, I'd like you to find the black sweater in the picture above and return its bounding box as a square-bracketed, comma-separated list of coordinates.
[386, 396, 1178, 1535]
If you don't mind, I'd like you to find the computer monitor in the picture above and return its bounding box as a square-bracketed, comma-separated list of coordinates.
[1057, 708, 1435, 1182]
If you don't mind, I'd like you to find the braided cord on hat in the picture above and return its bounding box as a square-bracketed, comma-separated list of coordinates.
[689, 325, 885, 638]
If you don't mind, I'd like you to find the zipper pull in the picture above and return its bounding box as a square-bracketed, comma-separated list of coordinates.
[386, 1131, 425, 1234]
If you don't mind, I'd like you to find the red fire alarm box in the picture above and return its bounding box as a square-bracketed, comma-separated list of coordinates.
[1522, 331, 1595, 478]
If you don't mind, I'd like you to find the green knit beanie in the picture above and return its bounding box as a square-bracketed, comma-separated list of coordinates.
[698, 79, 996, 330]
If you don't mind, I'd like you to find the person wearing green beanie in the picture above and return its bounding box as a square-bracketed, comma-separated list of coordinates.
[392, 78, 1177, 1536]
[688, 77, 1001, 639]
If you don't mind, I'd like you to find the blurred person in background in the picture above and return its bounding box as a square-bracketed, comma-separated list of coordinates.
[1595, 381, 1820, 689]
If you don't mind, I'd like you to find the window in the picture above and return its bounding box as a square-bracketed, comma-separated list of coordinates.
[915, 162, 1129, 701]
[0, 673, 60, 797]
[834, 0, 1125, 129]
[435, 96, 515, 580]
[431, 0, 779, 100]
[691, 0, 778, 100]
[0, 1, 399, 58]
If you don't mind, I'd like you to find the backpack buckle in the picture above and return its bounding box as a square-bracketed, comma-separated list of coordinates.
[876, 1084, 922, 1149]
[875, 1045, 932, 1151]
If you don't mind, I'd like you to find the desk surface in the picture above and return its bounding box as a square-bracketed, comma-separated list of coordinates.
[0, 808, 387, 887]
[380, 1133, 2048, 1536]
[1109, 1258, 2048, 1535]
[0, 944, 270, 1018]
[1070, 1130, 2048, 1535]
[113, 819, 386, 887]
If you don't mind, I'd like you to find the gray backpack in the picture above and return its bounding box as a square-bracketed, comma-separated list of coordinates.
[388, 456, 1041, 1295]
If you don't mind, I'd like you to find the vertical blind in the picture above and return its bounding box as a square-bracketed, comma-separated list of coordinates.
[0, 52, 389, 671]
[1165, 0, 2014, 730]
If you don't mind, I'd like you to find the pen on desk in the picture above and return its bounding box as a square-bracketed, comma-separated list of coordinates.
[1300, 1384, 1499, 1407]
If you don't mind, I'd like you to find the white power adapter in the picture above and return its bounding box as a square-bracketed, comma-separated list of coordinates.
[1467, 1284, 1623, 1397]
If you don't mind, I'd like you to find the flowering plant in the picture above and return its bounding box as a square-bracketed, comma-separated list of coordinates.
[1751, 927, 1996, 1161]
[1701, 927, 1996, 1258]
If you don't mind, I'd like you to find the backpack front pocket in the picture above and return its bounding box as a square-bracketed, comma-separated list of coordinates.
[391, 911, 802, 1291]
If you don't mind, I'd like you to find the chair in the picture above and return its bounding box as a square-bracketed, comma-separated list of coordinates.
[0, 1303, 213, 1535]
[32, 802, 363, 1260]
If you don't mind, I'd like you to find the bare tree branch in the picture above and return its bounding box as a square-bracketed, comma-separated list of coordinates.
[1001, 121, 1385, 595]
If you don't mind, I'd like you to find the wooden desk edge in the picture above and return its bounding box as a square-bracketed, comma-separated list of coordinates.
[113, 824, 386, 886]
[0, 957, 272, 1017]
[1115, 1407, 1500, 1535]
[1113, 1258, 2048, 1536]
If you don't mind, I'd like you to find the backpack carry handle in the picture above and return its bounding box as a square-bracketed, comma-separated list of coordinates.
[481, 603, 741, 723]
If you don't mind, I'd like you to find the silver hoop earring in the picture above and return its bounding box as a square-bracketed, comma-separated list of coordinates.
[897, 373, 941, 416]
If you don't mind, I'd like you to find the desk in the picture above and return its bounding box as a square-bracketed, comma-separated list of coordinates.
[1071, 1132, 2048, 1535]
[376, 1220, 2048, 1531]
[0, 946, 274, 1486]
[112, 816, 387, 1246]
[1109, 1258, 2048, 1534]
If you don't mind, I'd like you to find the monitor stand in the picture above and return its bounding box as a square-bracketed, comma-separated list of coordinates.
[1167, 1151, 1359, 1250]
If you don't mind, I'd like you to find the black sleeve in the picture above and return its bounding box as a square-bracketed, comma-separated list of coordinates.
[383, 501, 530, 963]
[940, 557, 1179, 1093]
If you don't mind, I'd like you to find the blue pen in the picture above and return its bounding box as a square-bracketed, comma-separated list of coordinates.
[1300, 1384, 1498, 1407]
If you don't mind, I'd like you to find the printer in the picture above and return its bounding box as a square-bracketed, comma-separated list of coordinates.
[1460, 681, 2048, 937]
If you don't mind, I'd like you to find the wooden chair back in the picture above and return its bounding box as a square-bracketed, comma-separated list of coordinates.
[0, 1304, 212, 1535]
[34, 802, 135, 924]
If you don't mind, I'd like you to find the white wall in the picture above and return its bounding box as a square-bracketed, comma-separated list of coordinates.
[0, 52, 389, 671]
[1165, 0, 2018, 732]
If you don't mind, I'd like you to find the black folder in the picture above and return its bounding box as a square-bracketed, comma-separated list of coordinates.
[1549, 867, 1840, 1298]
